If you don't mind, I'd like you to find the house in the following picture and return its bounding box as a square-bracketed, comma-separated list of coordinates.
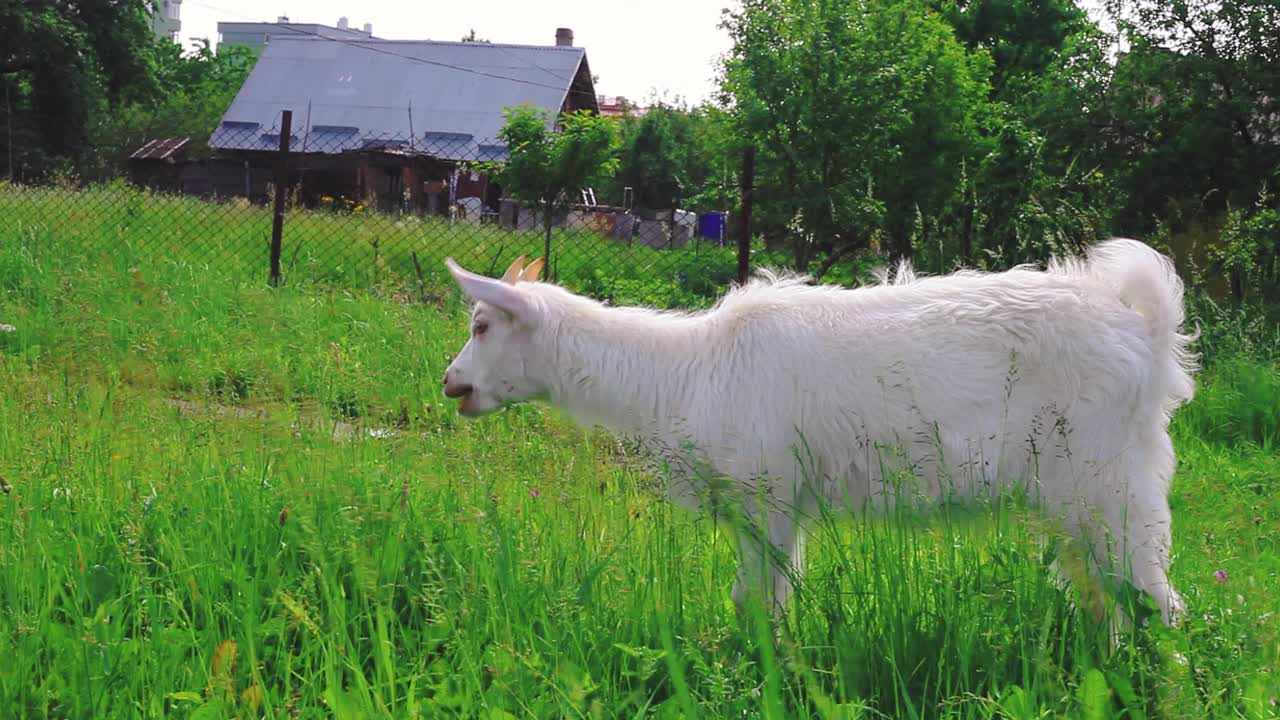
[206, 28, 599, 215]
[216, 16, 377, 56]
[597, 95, 646, 120]
[150, 0, 182, 43]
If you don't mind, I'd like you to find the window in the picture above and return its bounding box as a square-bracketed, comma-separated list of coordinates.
[166, 1, 180, 19]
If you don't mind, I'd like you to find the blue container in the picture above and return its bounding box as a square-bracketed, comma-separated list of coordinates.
[698, 211, 726, 244]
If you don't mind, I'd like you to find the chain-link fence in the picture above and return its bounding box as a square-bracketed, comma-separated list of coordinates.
[0, 117, 750, 309]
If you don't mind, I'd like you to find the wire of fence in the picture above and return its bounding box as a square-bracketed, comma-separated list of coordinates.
[1, 113, 755, 310]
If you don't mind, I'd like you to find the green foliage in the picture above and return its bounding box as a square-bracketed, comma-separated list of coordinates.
[606, 100, 740, 213]
[87, 39, 258, 177]
[1211, 182, 1280, 304]
[483, 105, 621, 269]
[0, 0, 158, 179]
[929, 0, 1091, 99]
[1091, 0, 1280, 237]
[721, 0, 994, 267]
[710, 0, 1280, 302]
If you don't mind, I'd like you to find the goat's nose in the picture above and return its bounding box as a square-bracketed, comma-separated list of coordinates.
[443, 381, 474, 399]
[442, 369, 473, 398]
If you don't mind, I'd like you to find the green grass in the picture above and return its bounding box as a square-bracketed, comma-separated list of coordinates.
[1, 187, 1278, 718]
[0, 180, 742, 309]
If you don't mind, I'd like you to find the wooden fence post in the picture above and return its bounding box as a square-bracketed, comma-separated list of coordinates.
[737, 145, 756, 286]
[270, 109, 293, 287]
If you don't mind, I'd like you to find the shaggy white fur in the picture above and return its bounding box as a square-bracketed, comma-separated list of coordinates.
[441, 239, 1198, 627]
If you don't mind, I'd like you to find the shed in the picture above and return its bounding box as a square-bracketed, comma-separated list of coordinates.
[127, 137, 192, 191]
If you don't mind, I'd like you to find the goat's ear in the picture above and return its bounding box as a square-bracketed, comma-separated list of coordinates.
[520, 257, 545, 282]
[501, 255, 528, 284]
[445, 258, 538, 325]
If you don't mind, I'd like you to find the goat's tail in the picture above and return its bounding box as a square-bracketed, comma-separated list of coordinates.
[1075, 238, 1199, 416]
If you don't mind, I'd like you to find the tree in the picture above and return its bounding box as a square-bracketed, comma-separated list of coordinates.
[721, 0, 993, 270]
[929, 0, 1091, 99]
[1097, 0, 1280, 233]
[1, 0, 158, 179]
[607, 100, 738, 213]
[1037, 0, 1280, 301]
[461, 29, 490, 43]
[484, 105, 620, 274]
[88, 39, 258, 176]
[614, 106, 689, 210]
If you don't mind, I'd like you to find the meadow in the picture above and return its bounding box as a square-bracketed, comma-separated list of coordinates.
[0, 186, 1277, 719]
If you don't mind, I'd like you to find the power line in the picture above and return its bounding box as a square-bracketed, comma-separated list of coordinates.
[183, 0, 600, 100]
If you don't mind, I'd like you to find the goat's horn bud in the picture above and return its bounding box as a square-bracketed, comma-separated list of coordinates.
[520, 257, 545, 282]
[501, 255, 528, 284]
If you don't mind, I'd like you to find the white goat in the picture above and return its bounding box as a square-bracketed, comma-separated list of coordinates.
[441, 239, 1197, 628]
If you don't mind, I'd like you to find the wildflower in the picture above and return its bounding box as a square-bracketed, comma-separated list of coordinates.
[1255, 516, 1263, 525]
[0, 324, 15, 332]
[0, 477, 10, 494]
[279, 506, 289, 526]
[1214, 569, 1228, 583]
[530, 488, 539, 499]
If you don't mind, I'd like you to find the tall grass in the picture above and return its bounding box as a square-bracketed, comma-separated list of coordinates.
[0, 187, 1277, 718]
[0, 181, 741, 309]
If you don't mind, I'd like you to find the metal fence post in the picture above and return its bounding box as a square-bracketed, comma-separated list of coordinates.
[270, 109, 293, 287]
[737, 145, 755, 286]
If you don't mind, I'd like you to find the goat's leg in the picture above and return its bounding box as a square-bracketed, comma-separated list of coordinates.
[1098, 430, 1184, 629]
[730, 507, 802, 619]
[1059, 432, 1183, 637]
[1110, 471, 1183, 627]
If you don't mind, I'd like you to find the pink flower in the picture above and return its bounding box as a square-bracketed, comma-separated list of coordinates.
[529, 489, 539, 499]
[1214, 569, 1228, 583]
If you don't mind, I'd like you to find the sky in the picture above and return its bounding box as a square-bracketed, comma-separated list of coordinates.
[177, 0, 1113, 107]
[177, 0, 738, 106]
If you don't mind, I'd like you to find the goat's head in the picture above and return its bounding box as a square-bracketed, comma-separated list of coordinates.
[442, 255, 548, 417]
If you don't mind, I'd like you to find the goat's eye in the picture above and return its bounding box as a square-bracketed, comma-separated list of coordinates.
[474, 322, 489, 336]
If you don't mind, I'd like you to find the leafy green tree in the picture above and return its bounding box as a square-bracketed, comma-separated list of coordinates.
[930, 0, 1091, 99]
[1053, 0, 1280, 300]
[607, 100, 740, 213]
[613, 106, 689, 210]
[1, 0, 158, 179]
[1209, 178, 1280, 304]
[721, 0, 993, 270]
[484, 105, 620, 273]
[88, 39, 258, 176]
[1097, 0, 1280, 232]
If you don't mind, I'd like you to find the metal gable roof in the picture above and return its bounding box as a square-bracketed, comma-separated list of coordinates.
[130, 137, 191, 161]
[208, 35, 589, 161]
